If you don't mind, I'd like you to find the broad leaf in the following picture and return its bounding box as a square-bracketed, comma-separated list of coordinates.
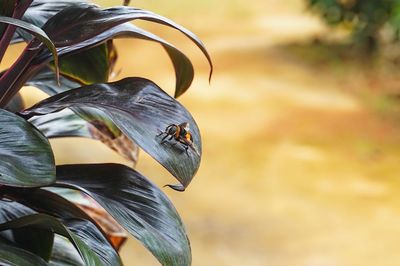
[27, 69, 139, 165]
[56, 163, 191, 266]
[29, 109, 92, 139]
[47, 187, 127, 251]
[0, 201, 53, 261]
[0, 242, 48, 266]
[29, 109, 140, 165]
[9, 189, 122, 266]
[21, 78, 201, 187]
[0, 109, 55, 187]
[66, 219, 122, 266]
[49, 235, 83, 266]
[0, 214, 104, 266]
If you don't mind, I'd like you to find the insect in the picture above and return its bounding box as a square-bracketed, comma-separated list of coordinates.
[157, 122, 199, 156]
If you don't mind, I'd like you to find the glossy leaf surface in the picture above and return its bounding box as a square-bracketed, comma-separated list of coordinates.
[0, 201, 34, 223]
[0, 109, 55, 187]
[27, 69, 139, 165]
[22, 78, 201, 187]
[56, 163, 191, 266]
[10, 189, 121, 266]
[0, 242, 48, 266]
[49, 236, 83, 266]
[0, 201, 53, 262]
[34, 4, 212, 97]
[0, 214, 104, 266]
[47, 188, 127, 251]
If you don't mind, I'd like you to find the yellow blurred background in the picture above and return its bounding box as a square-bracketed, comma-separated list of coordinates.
[4, 0, 400, 265]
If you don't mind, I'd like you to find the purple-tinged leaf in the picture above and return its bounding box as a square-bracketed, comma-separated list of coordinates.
[55, 163, 191, 266]
[21, 78, 201, 188]
[38, 3, 212, 96]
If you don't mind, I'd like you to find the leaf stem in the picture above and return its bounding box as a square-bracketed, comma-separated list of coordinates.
[0, 0, 33, 63]
[0, 42, 39, 107]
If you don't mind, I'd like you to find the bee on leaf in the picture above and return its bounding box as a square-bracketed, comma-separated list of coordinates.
[157, 122, 200, 156]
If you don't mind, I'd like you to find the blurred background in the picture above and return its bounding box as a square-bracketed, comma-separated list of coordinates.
[5, 0, 400, 265]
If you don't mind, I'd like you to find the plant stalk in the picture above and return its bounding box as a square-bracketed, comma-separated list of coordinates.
[0, 42, 38, 107]
[0, 0, 33, 63]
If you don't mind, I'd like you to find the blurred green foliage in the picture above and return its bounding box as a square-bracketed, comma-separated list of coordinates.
[307, 0, 400, 52]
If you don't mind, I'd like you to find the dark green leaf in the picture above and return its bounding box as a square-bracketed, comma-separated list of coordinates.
[0, 109, 55, 187]
[13, 228, 54, 261]
[0, 242, 49, 266]
[56, 163, 191, 266]
[5, 93, 25, 113]
[0, 204, 52, 262]
[10, 189, 121, 266]
[54, 43, 110, 85]
[21, 78, 201, 187]
[49, 235, 83, 266]
[0, 200, 53, 262]
[0, 214, 104, 266]
[66, 219, 122, 266]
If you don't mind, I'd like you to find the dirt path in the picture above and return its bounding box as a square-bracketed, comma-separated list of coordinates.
[13, 0, 400, 265]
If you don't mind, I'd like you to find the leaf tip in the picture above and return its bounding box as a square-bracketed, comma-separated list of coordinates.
[164, 183, 186, 192]
[208, 68, 213, 84]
